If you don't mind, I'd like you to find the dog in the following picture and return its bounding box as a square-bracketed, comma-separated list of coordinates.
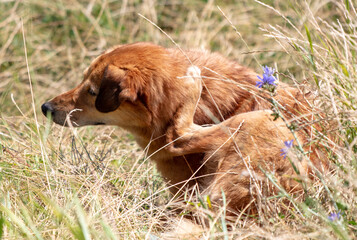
[165, 66, 308, 214]
[41, 42, 326, 214]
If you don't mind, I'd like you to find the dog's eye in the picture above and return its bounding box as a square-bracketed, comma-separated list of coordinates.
[88, 88, 97, 96]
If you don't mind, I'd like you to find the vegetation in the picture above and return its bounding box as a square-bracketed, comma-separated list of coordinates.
[0, 0, 356, 239]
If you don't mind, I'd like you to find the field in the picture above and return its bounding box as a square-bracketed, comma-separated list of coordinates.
[0, 0, 357, 239]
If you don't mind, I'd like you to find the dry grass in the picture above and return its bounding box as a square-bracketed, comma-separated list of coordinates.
[0, 0, 356, 239]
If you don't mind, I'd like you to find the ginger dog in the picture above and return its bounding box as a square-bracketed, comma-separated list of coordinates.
[41, 42, 325, 214]
[166, 66, 308, 214]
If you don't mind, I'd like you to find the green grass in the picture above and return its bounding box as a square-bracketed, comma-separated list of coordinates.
[1, 0, 357, 239]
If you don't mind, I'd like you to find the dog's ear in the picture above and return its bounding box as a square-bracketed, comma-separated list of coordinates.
[95, 65, 140, 113]
[95, 65, 124, 113]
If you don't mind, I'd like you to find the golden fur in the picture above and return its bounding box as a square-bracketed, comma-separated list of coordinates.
[41, 42, 326, 214]
[165, 66, 308, 213]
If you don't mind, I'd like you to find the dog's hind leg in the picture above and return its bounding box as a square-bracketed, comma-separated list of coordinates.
[165, 65, 234, 156]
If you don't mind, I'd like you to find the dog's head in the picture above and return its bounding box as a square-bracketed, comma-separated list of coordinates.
[41, 43, 181, 130]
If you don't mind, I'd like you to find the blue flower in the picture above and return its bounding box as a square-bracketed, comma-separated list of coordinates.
[256, 66, 277, 88]
[328, 211, 341, 222]
[280, 140, 294, 159]
[263, 65, 275, 75]
[284, 140, 294, 148]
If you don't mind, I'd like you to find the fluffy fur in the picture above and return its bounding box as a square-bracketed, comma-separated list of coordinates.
[41, 42, 326, 214]
[165, 66, 308, 214]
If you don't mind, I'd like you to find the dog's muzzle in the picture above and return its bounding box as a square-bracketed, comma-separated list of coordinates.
[41, 102, 55, 118]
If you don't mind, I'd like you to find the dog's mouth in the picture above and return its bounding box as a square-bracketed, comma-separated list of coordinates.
[93, 122, 105, 125]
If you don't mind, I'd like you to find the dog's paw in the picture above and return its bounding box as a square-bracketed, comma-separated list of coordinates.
[185, 65, 202, 95]
[187, 65, 201, 79]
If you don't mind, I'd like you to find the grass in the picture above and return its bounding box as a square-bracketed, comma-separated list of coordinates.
[1, 0, 357, 239]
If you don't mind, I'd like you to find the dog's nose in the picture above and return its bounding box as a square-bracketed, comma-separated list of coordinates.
[41, 102, 55, 117]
